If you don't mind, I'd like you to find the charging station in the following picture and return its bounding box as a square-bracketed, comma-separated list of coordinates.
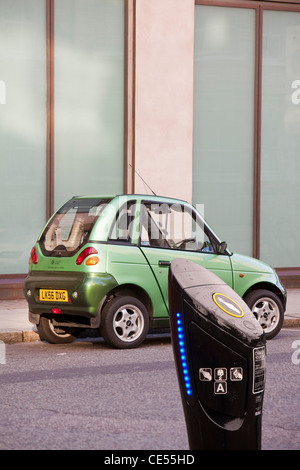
[168, 258, 266, 450]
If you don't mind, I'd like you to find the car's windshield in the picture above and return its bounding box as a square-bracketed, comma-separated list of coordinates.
[39, 198, 111, 257]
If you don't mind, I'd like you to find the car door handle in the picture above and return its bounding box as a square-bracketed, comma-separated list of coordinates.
[158, 260, 171, 267]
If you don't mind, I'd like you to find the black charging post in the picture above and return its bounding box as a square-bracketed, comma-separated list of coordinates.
[168, 258, 266, 450]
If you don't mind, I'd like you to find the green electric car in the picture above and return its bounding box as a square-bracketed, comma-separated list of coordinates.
[24, 194, 286, 348]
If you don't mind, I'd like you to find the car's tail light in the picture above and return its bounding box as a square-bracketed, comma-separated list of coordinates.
[76, 247, 98, 265]
[30, 247, 38, 264]
[52, 308, 62, 314]
[85, 256, 99, 266]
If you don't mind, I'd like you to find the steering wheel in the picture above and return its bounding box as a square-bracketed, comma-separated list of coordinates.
[174, 237, 196, 249]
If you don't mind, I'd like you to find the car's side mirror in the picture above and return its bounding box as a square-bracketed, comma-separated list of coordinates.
[217, 241, 227, 254]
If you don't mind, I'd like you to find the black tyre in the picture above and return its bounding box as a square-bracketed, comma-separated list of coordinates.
[37, 316, 79, 344]
[100, 296, 149, 349]
[244, 289, 284, 340]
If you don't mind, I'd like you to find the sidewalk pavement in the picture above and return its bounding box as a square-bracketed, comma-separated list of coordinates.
[0, 290, 299, 344]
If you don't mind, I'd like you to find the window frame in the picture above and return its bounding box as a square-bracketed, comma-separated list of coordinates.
[194, 0, 300, 269]
[138, 200, 222, 254]
[45, 0, 129, 219]
[108, 200, 137, 245]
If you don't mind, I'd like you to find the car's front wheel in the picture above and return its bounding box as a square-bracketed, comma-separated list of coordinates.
[244, 289, 284, 340]
[100, 296, 149, 349]
[37, 316, 79, 344]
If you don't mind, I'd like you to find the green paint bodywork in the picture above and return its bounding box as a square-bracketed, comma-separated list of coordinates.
[24, 194, 287, 329]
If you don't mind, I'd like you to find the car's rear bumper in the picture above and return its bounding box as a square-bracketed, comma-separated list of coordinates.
[24, 270, 118, 326]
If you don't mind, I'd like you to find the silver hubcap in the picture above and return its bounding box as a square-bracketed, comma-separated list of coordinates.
[113, 304, 144, 343]
[252, 297, 280, 334]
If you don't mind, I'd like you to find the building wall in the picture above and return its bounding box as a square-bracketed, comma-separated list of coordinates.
[134, 0, 194, 202]
[1, 0, 300, 299]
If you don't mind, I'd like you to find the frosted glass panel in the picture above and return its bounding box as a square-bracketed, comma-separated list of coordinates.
[260, 11, 300, 267]
[193, 6, 255, 256]
[54, 0, 124, 210]
[0, 0, 46, 274]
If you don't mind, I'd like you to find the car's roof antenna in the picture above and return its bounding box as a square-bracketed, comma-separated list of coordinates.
[129, 163, 157, 196]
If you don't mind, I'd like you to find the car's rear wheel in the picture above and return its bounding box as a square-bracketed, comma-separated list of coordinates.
[100, 296, 149, 349]
[244, 289, 284, 340]
[37, 316, 79, 344]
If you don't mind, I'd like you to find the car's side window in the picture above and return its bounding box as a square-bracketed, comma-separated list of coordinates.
[109, 202, 136, 243]
[140, 202, 214, 252]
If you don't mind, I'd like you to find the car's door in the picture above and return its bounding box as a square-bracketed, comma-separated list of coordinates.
[105, 199, 169, 317]
[138, 200, 233, 309]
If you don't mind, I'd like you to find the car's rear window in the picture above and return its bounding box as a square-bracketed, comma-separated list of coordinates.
[39, 198, 111, 257]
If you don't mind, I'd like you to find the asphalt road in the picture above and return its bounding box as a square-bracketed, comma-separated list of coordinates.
[0, 328, 299, 451]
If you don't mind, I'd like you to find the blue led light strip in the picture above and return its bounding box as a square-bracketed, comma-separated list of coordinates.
[176, 312, 192, 396]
